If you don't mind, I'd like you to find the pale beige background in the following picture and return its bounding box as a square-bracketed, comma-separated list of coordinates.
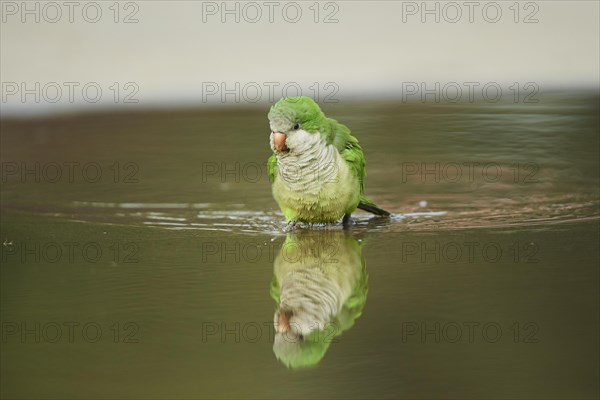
[1, 0, 598, 115]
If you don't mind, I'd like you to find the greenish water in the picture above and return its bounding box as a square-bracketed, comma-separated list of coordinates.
[1, 95, 599, 399]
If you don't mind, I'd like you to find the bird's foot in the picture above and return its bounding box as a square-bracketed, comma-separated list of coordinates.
[342, 214, 354, 229]
[284, 220, 298, 232]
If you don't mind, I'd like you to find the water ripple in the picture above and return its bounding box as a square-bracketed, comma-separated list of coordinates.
[4, 196, 598, 235]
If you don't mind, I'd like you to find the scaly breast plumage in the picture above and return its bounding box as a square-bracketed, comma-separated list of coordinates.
[276, 145, 341, 195]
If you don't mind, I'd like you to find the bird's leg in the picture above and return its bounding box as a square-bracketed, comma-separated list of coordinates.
[342, 214, 354, 228]
[284, 220, 298, 232]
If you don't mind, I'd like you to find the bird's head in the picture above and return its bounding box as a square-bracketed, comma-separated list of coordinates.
[268, 96, 327, 154]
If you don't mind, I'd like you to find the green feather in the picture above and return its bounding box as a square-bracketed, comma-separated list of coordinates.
[267, 153, 277, 184]
[268, 96, 327, 134]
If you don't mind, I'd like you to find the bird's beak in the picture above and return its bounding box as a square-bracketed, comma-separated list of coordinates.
[272, 132, 287, 153]
[276, 310, 292, 333]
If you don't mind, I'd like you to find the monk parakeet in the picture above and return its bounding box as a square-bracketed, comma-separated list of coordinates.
[270, 230, 368, 369]
[267, 97, 390, 225]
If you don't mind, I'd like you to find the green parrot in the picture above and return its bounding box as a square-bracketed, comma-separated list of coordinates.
[270, 230, 369, 369]
[267, 96, 390, 226]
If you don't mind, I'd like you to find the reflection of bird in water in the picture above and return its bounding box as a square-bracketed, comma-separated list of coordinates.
[270, 230, 368, 369]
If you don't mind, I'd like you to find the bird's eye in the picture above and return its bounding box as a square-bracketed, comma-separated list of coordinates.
[293, 123, 300, 130]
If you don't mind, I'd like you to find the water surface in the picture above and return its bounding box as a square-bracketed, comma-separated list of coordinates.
[1, 94, 599, 398]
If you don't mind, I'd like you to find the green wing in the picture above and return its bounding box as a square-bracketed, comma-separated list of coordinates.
[267, 153, 278, 183]
[326, 118, 366, 194]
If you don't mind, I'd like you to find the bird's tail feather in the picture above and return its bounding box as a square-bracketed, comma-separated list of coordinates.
[357, 196, 390, 217]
